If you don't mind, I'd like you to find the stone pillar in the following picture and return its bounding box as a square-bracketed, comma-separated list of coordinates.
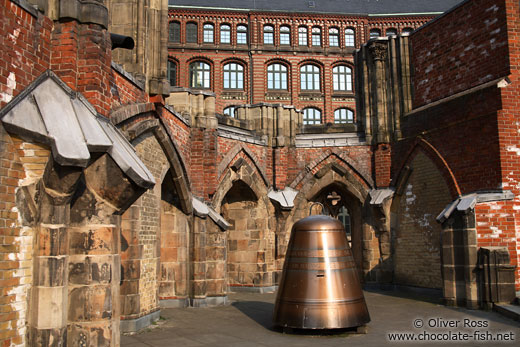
[190, 217, 207, 306]
[66, 154, 146, 345]
[29, 160, 82, 345]
[441, 210, 478, 309]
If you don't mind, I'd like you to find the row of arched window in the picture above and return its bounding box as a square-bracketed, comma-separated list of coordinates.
[169, 20, 415, 47]
[369, 27, 413, 39]
[224, 106, 354, 125]
[168, 60, 353, 92]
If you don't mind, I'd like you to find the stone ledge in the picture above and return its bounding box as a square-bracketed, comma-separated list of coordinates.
[190, 296, 228, 307]
[228, 285, 278, 294]
[160, 297, 190, 308]
[120, 310, 161, 333]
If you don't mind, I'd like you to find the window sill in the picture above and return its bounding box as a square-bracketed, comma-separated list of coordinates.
[300, 123, 358, 134]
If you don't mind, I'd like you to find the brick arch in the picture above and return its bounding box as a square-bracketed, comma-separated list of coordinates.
[213, 155, 270, 213]
[265, 57, 292, 68]
[216, 143, 269, 187]
[289, 149, 374, 191]
[298, 58, 324, 69]
[111, 106, 192, 214]
[331, 60, 354, 70]
[186, 56, 214, 66]
[394, 137, 461, 199]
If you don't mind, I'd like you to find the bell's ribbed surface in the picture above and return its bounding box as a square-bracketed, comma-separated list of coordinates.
[273, 215, 370, 329]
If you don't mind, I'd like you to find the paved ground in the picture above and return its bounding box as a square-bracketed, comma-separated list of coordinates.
[121, 289, 520, 346]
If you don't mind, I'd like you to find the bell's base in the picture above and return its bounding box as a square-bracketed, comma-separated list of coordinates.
[273, 299, 370, 330]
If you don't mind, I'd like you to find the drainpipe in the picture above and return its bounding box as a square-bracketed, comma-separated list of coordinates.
[248, 13, 253, 104]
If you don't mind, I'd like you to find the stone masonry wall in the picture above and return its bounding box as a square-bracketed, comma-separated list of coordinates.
[393, 151, 452, 289]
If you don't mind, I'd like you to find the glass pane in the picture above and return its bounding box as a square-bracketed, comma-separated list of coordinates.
[187, 23, 197, 43]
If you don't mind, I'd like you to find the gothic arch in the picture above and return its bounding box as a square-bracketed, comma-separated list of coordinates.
[213, 155, 269, 212]
[213, 158, 276, 289]
[394, 137, 461, 199]
[111, 105, 192, 214]
[216, 143, 269, 189]
[289, 149, 373, 192]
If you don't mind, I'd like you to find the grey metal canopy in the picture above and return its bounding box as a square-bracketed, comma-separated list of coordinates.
[0, 70, 155, 189]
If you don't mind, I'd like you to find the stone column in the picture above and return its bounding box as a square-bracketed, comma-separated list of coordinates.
[190, 217, 207, 306]
[67, 154, 146, 346]
[29, 160, 82, 345]
[441, 210, 478, 309]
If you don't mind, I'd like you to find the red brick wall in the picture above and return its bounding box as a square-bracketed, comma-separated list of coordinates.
[411, 0, 510, 108]
[402, 0, 520, 289]
[0, 1, 52, 110]
[216, 136, 373, 193]
[111, 69, 148, 107]
[492, 0, 520, 289]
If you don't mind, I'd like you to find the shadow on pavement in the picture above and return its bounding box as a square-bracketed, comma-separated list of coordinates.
[231, 300, 363, 337]
[231, 301, 277, 331]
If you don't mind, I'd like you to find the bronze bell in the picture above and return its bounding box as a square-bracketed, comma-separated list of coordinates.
[273, 210, 370, 330]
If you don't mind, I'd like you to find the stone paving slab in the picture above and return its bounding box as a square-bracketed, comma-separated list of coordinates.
[122, 290, 520, 346]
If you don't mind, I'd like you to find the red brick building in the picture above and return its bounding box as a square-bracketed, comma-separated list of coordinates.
[166, 0, 461, 124]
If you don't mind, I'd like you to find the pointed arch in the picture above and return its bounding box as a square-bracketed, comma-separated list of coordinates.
[394, 137, 461, 199]
[111, 106, 192, 214]
[213, 156, 269, 212]
[289, 149, 373, 191]
[217, 143, 269, 187]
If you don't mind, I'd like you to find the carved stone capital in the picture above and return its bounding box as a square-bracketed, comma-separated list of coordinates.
[369, 43, 388, 61]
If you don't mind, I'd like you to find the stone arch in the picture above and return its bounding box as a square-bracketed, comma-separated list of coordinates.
[111, 107, 193, 329]
[390, 143, 454, 290]
[289, 149, 373, 191]
[213, 158, 276, 290]
[393, 138, 461, 199]
[215, 143, 269, 197]
[112, 109, 192, 214]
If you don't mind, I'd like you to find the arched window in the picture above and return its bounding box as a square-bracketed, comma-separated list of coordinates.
[168, 21, 180, 42]
[267, 63, 288, 90]
[300, 64, 320, 91]
[189, 61, 211, 88]
[369, 28, 381, 39]
[334, 108, 354, 124]
[332, 65, 352, 92]
[329, 28, 339, 47]
[237, 24, 248, 44]
[386, 28, 397, 37]
[280, 26, 291, 45]
[264, 25, 274, 45]
[303, 108, 321, 125]
[203, 23, 214, 43]
[220, 24, 231, 44]
[167, 60, 177, 86]
[345, 28, 355, 47]
[224, 106, 237, 118]
[338, 206, 351, 237]
[186, 22, 198, 43]
[312, 27, 321, 46]
[402, 27, 414, 34]
[298, 26, 308, 46]
[223, 63, 244, 89]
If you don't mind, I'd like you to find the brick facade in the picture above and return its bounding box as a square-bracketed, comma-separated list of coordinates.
[167, 9, 433, 122]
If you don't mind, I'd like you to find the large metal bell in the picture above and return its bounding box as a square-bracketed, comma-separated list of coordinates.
[273, 214, 370, 329]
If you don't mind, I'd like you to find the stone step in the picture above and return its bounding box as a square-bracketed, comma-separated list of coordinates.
[493, 303, 520, 322]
